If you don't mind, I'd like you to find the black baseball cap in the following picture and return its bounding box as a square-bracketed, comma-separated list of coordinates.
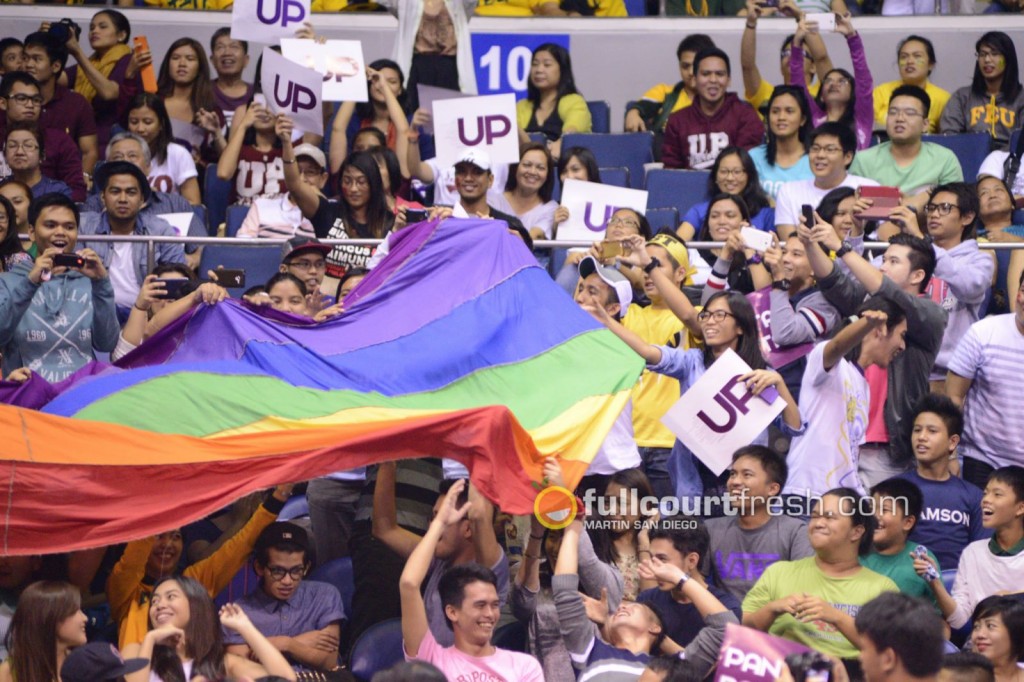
[254, 521, 309, 556]
[281, 236, 331, 261]
[61, 643, 148, 682]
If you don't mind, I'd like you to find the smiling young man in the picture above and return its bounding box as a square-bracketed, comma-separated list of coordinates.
[209, 28, 252, 123]
[224, 523, 345, 673]
[625, 34, 714, 137]
[661, 47, 764, 170]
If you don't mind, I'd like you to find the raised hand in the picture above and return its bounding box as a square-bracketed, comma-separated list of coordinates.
[219, 603, 255, 632]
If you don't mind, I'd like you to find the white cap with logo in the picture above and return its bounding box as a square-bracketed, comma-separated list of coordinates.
[454, 148, 492, 172]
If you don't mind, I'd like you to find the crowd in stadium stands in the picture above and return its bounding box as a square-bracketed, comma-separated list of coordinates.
[1, 3, 1024, 682]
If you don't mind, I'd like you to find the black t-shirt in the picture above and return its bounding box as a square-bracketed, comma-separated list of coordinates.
[526, 106, 564, 142]
[312, 198, 394, 278]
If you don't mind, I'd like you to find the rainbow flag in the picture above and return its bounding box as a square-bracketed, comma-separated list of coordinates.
[0, 219, 643, 555]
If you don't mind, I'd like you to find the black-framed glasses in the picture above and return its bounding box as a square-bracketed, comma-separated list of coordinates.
[265, 565, 306, 581]
[923, 202, 959, 216]
[7, 94, 42, 106]
[698, 310, 736, 322]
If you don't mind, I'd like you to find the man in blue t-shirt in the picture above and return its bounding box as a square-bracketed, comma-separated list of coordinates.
[895, 394, 990, 571]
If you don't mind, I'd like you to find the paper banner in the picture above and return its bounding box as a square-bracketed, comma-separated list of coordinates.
[557, 179, 649, 242]
[259, 47, 324, 136]
[281, 39, 368, 103]
[660, 348, 785, 476]
[231, 0, 310, 44]
[160, 212, 195, 237]
[746, 288, 816, 369]
[417, 84, 465, 135]
[714, 623, 811, 682]
[432, 93, 519, 169]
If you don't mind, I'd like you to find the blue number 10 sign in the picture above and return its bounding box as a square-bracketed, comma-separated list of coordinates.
[470, 33, 571, 98]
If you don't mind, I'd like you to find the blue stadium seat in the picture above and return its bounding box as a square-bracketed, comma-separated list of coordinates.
[204, 172, 232, 236]
[922, 132, 991, 185]
[645, 168, 711, 213]
[598, 166, 630, 188]
[646, 207, 680, 234]
[624, 0, 646, 14]
[279, 494, 310, 521]
[562, 133, 655, 190]
[225, 205, 250, 238]
[198, 244, 283, 294]
[191, 204, 207, 235]
[310, 557, 354, 619]
[587, 100, 611, 134]
[528, 132, 548, 145]
[492, 621, 527, 652]
[941, 568, 956, 594]
[348, 617, 403, 681]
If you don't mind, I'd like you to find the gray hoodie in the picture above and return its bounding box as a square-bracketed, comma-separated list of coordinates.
[928, 239, 995, 378]
[939, 85, 1024, 150]
[0, 260, 119, 382]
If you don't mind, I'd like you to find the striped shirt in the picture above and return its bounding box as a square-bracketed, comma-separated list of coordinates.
[948, 314, 1024, 468]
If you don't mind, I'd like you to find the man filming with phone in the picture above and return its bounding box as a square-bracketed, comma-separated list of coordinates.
[79, 160, 184, 322]
[0, 192, 118, 382]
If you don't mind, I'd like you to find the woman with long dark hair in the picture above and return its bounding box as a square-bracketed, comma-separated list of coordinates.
[121, 576, 295, 682]
[216, 98, 283, 206]
[941, 32, 1024, 150]
[516, 43, 592, 157]
[678, 147, 773, 240]
[0, 581, 87, 682]
[749, 86, 812, 200]
[330, 60, 409, 173]
[588, 468, 660, 601]
[126, 93, 200, 204]
[790, 13, 874, 149]
[0, 194, 29, 273]
[493, 142, 558, 241]
[694, 193, 759, 296]
[156, 37, 226, 163]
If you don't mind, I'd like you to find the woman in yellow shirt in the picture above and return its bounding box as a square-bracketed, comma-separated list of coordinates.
[516, 43, 592, 159]
[872, 35, 950, 134]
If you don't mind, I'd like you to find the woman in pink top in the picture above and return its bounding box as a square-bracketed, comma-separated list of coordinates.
[790, 12, 874, 150]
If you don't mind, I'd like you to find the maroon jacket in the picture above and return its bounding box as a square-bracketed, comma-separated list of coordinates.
[661, 93, 765, 170]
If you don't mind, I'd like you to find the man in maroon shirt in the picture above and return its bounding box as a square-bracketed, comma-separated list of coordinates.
[0, 72, 86, 201]
[661, 47, 765, 170]
[22, 32, 98, 175]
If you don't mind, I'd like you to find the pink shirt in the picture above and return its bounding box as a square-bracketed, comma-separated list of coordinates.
[864, 365, 889, 443]
[407, 630, 543, 682]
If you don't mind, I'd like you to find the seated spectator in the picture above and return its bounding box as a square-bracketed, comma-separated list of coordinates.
[0, 193, 117, 382]
[679, 147, 775, 240]
[742, 488, 898, 660]
[0, 180, 31, 249]
[0, 581, 87, 682]
[62, 10, 137, 154]
[697, 193, 764, 297]
[940, 652, 996, 682]
[940, 33, 1024, 151]
[852, 86, 964, 207]
[896, 394, 990, 572]
[740, 1, 827, 115]
[0, 38, 23, 76]
[662, 47, 764, 170]
[637, 519, 743, 647]
[218, 99, 284, 206]
[749, 86, 812, 200]
[863, 477, 941, 607]
[534, 0, 628, 15]
[783, 299, 907, 498]
[278, 236, 335, 311]
[121, 578, 296, 682]
[0, 194, 28, 273]
[60, 641, 148, 682]
[330, 62, 408, 174]
[80, 161, 185, 317]
[106, 485, 292, 647]
[873, 36, 950, 134]
[817, 186, 867, 248]
[516, 43, 591, 158]
[400, 479, 543, 679]
[127, 93, 201, 205]
[977, 143, 1024, 198]
[800, 219, 945, 484]
[555, 516, 736, 678]
[707, 446, 813, 602]
[790, 12, 874, 150]
[551, 145, 602, 262]
[21, 31, 98, 175]
[373, 465, 507, 647]
[239, 143, 322, 241]
[4, 124, 71, 198]
[749, 233, 842, 400]
[155, 37, 226, 167]
[968, 597, 1024, 682]
[625, 34, 715, 145]
[947, 281, 1024, 486]
[209, 28, 253, 123]
[337, 267, 367, 299]
[855, 592, 946, 682]
[224, 523, 344, 672]
[491, 143, 557, 241]
[975, 175, 1024, 315]
[0, 72, 85, 200]
[775, 122, 877, 239]
[924, 466, 1024, 630]
[265, 272, 313, 317]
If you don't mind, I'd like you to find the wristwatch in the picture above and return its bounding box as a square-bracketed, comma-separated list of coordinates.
[676, 573, 690, 591]
[835, 240, 854, 258]
[772, 279, 791, 291]
[746, 253, 763, 266]
[643, 257, 661, 274]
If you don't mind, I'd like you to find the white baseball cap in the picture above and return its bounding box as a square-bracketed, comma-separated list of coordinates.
[579, 256, 633, 313]
[293, 143, 327, 170]
[454, 148, 492, 172]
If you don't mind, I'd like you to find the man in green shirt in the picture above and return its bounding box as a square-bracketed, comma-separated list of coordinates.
[742, 488, 898, 660]
[851, 85, 963, 208]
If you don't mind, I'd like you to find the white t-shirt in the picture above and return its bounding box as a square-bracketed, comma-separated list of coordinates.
[422, 158, 507, 206]
[978, 150, 1024, 196]
[489, 193, 558, 239]
[586, 400, 642, 476]
[784, 342, 869, 498]
[148, 143, 199, 197]
[109, 242, 139, 308]
[775, 175, 878, 228]
[237, 193, 315, 240]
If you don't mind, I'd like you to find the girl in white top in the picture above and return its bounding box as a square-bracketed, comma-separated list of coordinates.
[127, 94, 200, 205]
[123, 576, 296, 682]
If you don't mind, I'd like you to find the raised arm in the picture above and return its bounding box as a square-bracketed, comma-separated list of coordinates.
[217, 102, 258, 180]
[67, 38, 121, 101]
[581, 300, 663, 365]
[618, 234, 701, 337]
[740, 0, 764, 100]
[328, 101, 356, 175]
[372, 461, 423, 560]
[822, 309, 888, 370]
[468, 481, 503, 569]
[552, 519, 600, 665]
[221, 603, 297, 681]
[277, 114, 321, 220]
[405, 109, 436, 184]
